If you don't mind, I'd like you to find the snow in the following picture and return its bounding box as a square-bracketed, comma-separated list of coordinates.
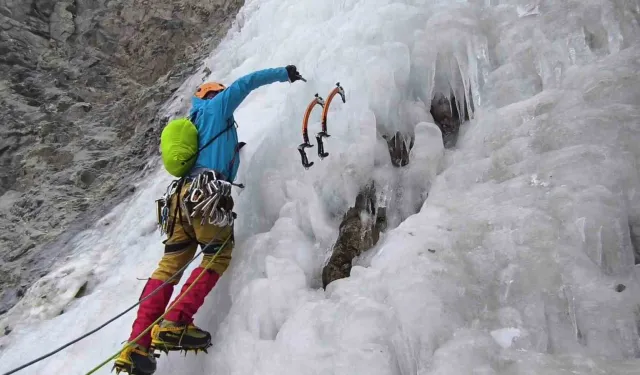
[1, 0, 640, 374]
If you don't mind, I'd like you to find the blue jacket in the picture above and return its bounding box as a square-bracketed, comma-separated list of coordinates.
[189, 67, 290, 181]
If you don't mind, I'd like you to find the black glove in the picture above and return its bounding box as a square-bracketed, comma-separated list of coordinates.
[286, 65, 304, 82]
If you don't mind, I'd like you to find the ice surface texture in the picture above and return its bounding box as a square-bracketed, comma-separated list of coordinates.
[1, 0, 640, 374]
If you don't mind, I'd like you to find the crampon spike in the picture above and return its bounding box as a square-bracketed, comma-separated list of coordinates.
[112, 364, 129, 375]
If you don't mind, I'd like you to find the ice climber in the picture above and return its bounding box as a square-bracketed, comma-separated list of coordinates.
[114, 65, 305, 375]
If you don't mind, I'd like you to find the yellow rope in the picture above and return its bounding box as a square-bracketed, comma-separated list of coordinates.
[85, 232, 232, 375]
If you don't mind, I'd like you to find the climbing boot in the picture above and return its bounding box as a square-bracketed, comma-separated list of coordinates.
[113, 343, 157, 375]
[151, 320, 212, 353]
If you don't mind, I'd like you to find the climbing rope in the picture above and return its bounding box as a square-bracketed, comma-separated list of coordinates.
[1, 232, 232, 375]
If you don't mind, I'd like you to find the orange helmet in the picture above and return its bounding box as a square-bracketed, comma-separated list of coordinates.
[195, 82, 226, 99]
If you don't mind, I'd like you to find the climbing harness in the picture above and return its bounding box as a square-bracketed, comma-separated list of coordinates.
[297, 82, 346, 169]
[156, 171, 237, 236]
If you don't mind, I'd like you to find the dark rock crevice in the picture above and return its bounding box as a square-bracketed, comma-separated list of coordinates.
[383, 131, 415, 167]
[430, 86, 474, 148]
[322, 183, 387, 288]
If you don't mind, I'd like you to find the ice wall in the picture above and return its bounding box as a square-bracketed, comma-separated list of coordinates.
[0, 0, 639, 374]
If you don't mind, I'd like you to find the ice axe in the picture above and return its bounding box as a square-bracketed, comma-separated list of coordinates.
[298, 93, 325, 169]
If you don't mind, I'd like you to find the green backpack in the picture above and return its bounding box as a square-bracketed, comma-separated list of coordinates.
[160, 113, 237, 178]
[160, 117, 199, 178]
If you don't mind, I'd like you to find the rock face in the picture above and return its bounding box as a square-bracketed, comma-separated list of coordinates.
[383, 131, 414, 167]
[322, 183, 387, 288]
[430, 91, 474, 148]
[0, 0, 244, 314]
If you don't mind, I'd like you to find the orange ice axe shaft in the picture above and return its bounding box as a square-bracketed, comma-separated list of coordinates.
[316, 82, 346, 159]
[298, 94, 325, 169]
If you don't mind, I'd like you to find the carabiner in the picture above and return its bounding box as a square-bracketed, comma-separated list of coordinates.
[189, 188, 204, 203]
[166, 180, 179, 197]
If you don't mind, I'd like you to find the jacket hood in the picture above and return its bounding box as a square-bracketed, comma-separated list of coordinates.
[190, 96, 208, 116]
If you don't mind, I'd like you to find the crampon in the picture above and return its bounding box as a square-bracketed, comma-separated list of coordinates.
[150, 342, 212, 357]
[112, 344, 158, 375]
[150, 321, 212, 356]
[112, 361, 158, 375]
